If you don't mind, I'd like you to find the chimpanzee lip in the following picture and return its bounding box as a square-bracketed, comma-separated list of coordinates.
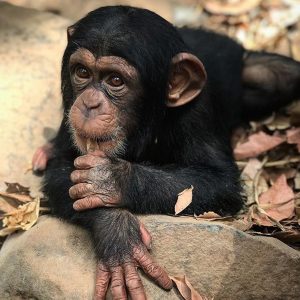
[83, 135, 114, 152]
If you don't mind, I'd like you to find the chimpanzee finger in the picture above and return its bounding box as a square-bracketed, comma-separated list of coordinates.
[94, 262, 110, 300]
[110, 266, 127, 300]
[133, 248, 173, 290]
[73, 195, 118, 211]
[74, 154, 107, 169]
[69, 183, 94, 199]
[123, 262, 146, 300]
[70, 169, 90, 183]
[139, 222, 152, 250]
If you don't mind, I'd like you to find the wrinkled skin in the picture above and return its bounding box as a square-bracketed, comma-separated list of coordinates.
[69, 151, 125, 210]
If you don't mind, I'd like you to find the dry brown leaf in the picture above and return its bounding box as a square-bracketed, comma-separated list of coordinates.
[254, 175, 295, 226]
[286, 127, 300, 152]
[295, 197, 300, 225]
[290, 31, 300, 61]
[271, 229, 300, 244]
[204, 0, 261, 16]
[170, 275, 207, 300]
[0, 192, 32, 203]
[294, 174, 300, 190]
[175, 186, 193, 215]
[195, 211, 222, 220]
[0, 198, 40, 237]
[266, 115, 291, 131]
[242, 158, 262, 180]
[5, 182, 30, 194]
[0, 197, 16, 215]
[268, 168, 297, 185]
[234, 131, 285, 160]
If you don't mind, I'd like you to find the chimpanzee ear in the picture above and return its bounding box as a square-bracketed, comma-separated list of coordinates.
[67, 25, 76, 41]
[167, 52, 207, 107]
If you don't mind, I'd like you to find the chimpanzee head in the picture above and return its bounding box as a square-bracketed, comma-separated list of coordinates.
[62, 6, 207, 157]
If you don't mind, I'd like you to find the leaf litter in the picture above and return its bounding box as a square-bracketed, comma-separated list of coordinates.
[0, 182, 49, 237]
[172, 0, 300, 253]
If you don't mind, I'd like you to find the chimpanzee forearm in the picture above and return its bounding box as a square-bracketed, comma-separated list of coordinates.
[122, 162, 243, 216]
[44, 155, 172, 298]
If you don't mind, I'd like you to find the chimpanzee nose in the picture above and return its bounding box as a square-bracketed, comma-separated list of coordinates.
[83, 94, 101, 109]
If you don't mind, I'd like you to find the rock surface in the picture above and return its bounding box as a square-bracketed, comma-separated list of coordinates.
[0, 3, 70, 195]
[6, 0, 173, 22]
[0, 215, 299, 300]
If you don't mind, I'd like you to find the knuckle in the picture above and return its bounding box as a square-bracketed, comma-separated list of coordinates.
[70, 170, 80, 182]
[111, 279, 124, 288]
[145, 263, 160, 275]
[126, 276, 142, 289]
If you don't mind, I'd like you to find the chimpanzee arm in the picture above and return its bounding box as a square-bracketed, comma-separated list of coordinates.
[123, 161, 243, 216]
[71, 151, 243, 216]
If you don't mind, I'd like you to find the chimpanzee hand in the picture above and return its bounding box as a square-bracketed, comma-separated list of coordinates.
[91, 210, 172, 300]
[69, 151, 130, 211]
[95, 246, 172, 300]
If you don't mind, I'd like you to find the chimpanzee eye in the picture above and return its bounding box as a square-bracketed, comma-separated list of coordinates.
[107, 75, 124, 87]
[75, 65, 90, 79]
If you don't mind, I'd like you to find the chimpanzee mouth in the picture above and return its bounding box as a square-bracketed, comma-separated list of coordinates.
[85, 136, 114, 152]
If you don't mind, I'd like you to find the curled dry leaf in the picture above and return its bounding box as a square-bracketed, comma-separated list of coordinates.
[254, 174, 295, 226]
[175, 186, 193, 215]
[5, 182, 30, 194]
[170, 275, 207, 300]
[0, 198, 40, 237]
[286, 127, 300, 152]
[204, 0, 261, 16]
[234, 131, 285, 160]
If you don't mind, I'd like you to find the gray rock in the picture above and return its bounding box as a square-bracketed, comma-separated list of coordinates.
[6, 0, 173, 22]
[0, 215, 299, 300]
[0, 3, 71, 196]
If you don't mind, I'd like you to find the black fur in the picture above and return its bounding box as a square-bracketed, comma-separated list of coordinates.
[44, 6, 300, 271]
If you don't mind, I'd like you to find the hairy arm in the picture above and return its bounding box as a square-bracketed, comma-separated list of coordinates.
[70, 152, 243, 216]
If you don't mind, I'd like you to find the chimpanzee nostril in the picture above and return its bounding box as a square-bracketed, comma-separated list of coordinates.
[82, 95, 102, 109]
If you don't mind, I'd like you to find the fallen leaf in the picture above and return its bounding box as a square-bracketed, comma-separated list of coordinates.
[295, 197, 300, 225]
[271, 229, 300, 244]
[286, 127, 300, 152]
[0, 198, 40, 237]
[5, 182, 30, 195]
[0, 198, 16, 214]
[175, 186, 193, 215]
[195, 211, 222, 219]
[242, 158, 262, 180]
[234, 131, 285, 160]
[204, 0, 261, 16]
[254, 175, 295, 226]
[268, 168, 297, 185]
[294, 174, 300, 190]
[170, 275, 207, 300]
[266, 115, 291, 131]
[290, 31, 300, 61]
[0, 192, 32, 203]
